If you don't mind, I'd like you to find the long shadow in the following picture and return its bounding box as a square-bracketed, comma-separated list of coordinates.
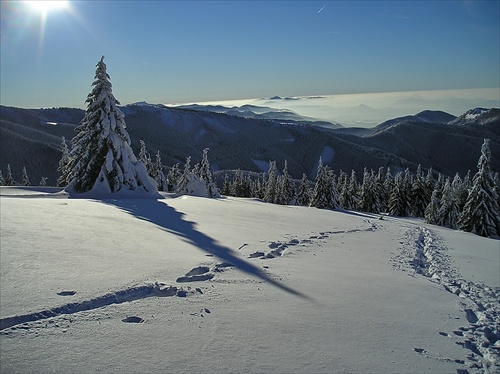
[102, 198, 312, 301]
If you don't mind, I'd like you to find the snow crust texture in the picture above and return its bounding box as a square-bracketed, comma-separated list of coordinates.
[1, 190, 499, 374]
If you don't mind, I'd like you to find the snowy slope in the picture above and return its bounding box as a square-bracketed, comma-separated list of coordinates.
[1, 187, 498, 373]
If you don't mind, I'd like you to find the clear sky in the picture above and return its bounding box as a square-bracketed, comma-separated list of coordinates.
[1, 0, 499, 109]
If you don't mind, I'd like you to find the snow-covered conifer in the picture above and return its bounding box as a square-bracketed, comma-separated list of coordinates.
[176, 156, 192, 193]
[5, 164, 16, 186]
[459, 139, 500, 238]
[438, 177, 461, 229]
[388, 170, 411, 217]
[358, 168, 376, 212]
[39, 176, 48, 187]
[310, 158, 337, 209]
[264, 161, 278, 204]
[411, 165, 428, 218]
[0, 170, 4, 186]
[57, 136, 71, 187]
[153, 150, 167, 191]
[296, 173, 311, 206]
[66, 57, 157, 196]
[167, 163, 180, 192]
[373, 167, 387, 213]
[425, 189, 441, 225]
[276, 160, 295, 205]
[198, 148, 220, 198]
[221, 173, 231, 196]
[346, 170, 359, 210]
[21, 167, 30, 186]
[139, 140, 153, 176]
[231, 169, 251, 197]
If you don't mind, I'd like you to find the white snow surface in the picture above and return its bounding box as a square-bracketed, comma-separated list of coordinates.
[1, 187, 499, 373]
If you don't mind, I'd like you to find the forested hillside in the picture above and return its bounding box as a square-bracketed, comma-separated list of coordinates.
[1, 104, 499, 186]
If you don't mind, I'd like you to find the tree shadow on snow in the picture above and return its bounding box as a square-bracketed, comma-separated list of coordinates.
[103, 198, 312, 301]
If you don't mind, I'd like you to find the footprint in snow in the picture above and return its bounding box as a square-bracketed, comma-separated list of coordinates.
[122, 316, 144, 323]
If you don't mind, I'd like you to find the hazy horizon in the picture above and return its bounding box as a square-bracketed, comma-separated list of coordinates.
[168, 87, 500, 128]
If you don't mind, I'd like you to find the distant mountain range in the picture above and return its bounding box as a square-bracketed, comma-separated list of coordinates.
[1, 103, 498, 186]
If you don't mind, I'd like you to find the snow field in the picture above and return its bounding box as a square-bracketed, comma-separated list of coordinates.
[0, 188, 498, 373]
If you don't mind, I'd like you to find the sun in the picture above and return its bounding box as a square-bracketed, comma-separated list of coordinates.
[23, 0, 69, 16]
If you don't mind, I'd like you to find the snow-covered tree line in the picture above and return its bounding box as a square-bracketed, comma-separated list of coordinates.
[0, 164, 48, 187]
[220, 140, 500, 238]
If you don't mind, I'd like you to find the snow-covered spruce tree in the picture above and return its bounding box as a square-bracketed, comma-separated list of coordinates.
[21, 167, 30, 186]
[374, 167, 387, 213]
[388, 170, 412, 217]
[343, 169, 359, 210]
[166, 163, 180, 192]
[39, 177, 48, 187]
[296, 173, 312, 207]
[411, 165, 428, 218]
[57, 136, 71, 187]
[263, 160, 278, 204]
[231, 169, 251, 197]
[176, 156, 192, 193]
[0, 170, 4, 186]
[310, 157, 338, 209]
[221, 173, 232, 196]
[438, 177, 461, 229]
[425, 189, 441, 225]
[459, 139, 500, 238]
[66, 56, 157, 196]
[458, 170, 472, 211]
[276, 160, 295, 205]
[5, 164, 16, 186]
[358, 168, 376, 213]
[138, 140, 154, 177]
[153, 150, 167, 191]
[198, 148, 220, 198]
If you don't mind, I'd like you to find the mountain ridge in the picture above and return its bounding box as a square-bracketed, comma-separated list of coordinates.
[1, 104, 498, 186]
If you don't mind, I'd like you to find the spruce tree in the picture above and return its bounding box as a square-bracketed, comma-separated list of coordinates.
[153, 150, 167, 191]
[425, 189, 441, 225]
[21, 167, 30, 186]
[5, 164, 16, 186]
[166, 163, 180, 192]
[139, 140, 153, 176]
[66, 56, 157, 196]
[411, 165, 428, 218]
[358, 168, 376, 212]
[438, 177, 461, 229]
[310, 158, 337, 209]
[276, 160, 295, 205]
[0, 170, 4, 186]
[296, 173, 312, 206]
[198, 148, 220, 198]
[57, 136, 71, 187]
[388, 171, 411, 217]
[459, 139, 500, 238]
[374, 167, 387, 213]
[264, 161, 278, 203]
[346, 170, 359, 210]
[222, 173, 232, 196]
[176, 156, 192, 193]
[39, 177, 48, 187]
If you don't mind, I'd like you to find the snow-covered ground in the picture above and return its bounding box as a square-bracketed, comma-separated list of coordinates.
[1, 187, 498, 373]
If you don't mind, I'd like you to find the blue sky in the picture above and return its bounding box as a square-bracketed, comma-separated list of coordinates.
[1, 0, 499, 108]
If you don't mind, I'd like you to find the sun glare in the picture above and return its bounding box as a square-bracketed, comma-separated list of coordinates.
[24, 0, 69, 15]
